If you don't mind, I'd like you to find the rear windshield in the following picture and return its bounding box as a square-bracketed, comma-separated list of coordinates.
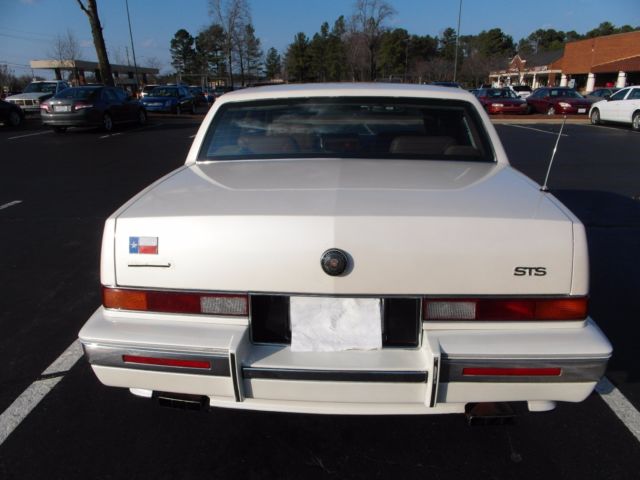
[150, 87, 178, 97]
[54, 88, 100, 100]
[24, 82, 58, 94]
[198, 97, 494, 162]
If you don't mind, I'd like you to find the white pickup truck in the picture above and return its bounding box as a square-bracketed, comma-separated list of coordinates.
[79, 83, 611, 417]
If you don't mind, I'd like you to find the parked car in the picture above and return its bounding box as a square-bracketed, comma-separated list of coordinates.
[0, 99, 25, 127]
[475, 88, 528, 114]
[526, 87, 591, 115]
[589, 86, 640, 130]
[584, 87, 620, 102]
[5, 80, 69, 113]
[40, 85, 147, 133]
[140, 85, 195, 114]
[79, 83, 611, 418]
[140, 84, 159, 98]
[188, 86, 209, 107]
[509, 85, 532, 99]
[215, 86, 238, 98]
[430, 81, 463, 88]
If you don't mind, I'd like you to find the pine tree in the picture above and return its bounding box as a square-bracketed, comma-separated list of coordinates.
[264, 47, 282, 80]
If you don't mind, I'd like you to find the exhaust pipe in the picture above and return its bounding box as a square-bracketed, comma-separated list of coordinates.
[154, 392, 209, 411]
[465, 402, 517, 426]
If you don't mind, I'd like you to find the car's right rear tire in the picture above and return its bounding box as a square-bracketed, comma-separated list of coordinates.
[632, 112, 640, 131]
[546, 106, 556, 116]
[590, 108, 601, 125]
[102, 113, 113, 132]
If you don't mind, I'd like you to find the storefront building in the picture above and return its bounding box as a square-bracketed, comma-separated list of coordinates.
[489, 51, 563, 88]
[558, 30, 640, 92]
[489, 30, 640, 92]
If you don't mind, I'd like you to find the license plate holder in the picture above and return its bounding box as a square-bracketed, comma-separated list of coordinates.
[578, 108, 586, 113]
[290, 297, 382, 352]
[53, 105, 71, 112]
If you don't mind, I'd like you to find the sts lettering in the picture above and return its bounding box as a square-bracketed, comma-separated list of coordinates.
[514, 267, 547, 277]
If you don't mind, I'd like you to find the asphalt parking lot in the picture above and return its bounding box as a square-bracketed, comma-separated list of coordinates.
[1, 114, 639, 479]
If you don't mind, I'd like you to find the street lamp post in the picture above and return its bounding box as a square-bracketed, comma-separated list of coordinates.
[453, 0, 462, 83]
[125, 0, 140, 91]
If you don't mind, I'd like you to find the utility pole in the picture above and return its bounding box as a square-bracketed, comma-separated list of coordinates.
[125, 0, 140, 89]
[453, 0, 462, 83]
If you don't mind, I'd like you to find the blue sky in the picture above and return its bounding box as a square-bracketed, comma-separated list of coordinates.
[1, 0, 639, 78]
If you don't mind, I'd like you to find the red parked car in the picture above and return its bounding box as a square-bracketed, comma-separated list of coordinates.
[474, 88, 528, 114]
[526, 87, 591, 115]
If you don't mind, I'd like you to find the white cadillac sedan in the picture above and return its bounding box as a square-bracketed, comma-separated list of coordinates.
[79, 83, 612, 417]
[589, 86, 640, 130]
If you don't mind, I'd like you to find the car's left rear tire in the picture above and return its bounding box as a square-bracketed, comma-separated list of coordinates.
[632, 112, 640, 131]
[8, 110, 22, 127]
[590, 108, 601, 125]
[546, 106, 556, 116]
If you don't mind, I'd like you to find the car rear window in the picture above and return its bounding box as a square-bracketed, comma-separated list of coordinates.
[198, 97, 494, 162]
[54, 87, 100, 100]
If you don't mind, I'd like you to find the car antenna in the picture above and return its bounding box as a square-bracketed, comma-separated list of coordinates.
[540, 115, 567, 192]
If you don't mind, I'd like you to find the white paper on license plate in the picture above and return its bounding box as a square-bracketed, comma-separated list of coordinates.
[54, 105, 70, 112]
[578, 108, 586, 113]
[290, 297, 382, 352]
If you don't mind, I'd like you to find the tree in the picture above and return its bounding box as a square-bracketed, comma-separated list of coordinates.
[350, 0, 396, 80]
[170, 29, 196, 78]
[264, 47, 281, 80]
[377, 28, 410, 80]
[439, 27, 458, 61]
[475, 28, 515, 58]
[195, 24, 226, 78]
[209, 0, 250, 86]
[48, 29, 82, 83]
[326, 16, 348, 81]
[243, 24, 263, 82]
[76, 0, 114, 86]
[308, 22, 331, 82]
[285, 32, 310, 82]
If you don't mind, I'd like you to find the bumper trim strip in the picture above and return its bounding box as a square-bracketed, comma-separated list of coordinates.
[242, 367, 428, 383]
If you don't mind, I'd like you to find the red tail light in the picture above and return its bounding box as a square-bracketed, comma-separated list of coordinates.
[102, 287, 248, 316]
[423, 297, 587, 321]
[40, 104, 50, 113]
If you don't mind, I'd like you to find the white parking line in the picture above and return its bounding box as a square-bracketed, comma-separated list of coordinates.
[7, 131, 53, 141]
[188, 134, 196, 138]
[0, 340, 83, 446]
[502, 124, 569, 136]
[99, 132, 123, 139]
[0, 200, 22, 210]
[596, 377, 640, 442]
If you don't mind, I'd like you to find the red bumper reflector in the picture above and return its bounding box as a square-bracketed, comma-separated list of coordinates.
[122, 355, 211, 370]
[462, 367, 562, 377]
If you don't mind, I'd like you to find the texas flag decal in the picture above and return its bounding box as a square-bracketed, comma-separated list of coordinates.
[129, 236, 158, 254]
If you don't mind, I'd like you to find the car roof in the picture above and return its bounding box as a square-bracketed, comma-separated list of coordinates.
[216, 82, 476, 103]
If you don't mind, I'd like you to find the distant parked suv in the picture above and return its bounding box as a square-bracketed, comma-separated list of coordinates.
[6, 80, 69, 113]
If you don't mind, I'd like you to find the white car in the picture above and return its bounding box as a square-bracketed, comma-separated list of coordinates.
[589, 86, 640, 130]
[6, 80, 69, 113]
[79, 83, 611, 417]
